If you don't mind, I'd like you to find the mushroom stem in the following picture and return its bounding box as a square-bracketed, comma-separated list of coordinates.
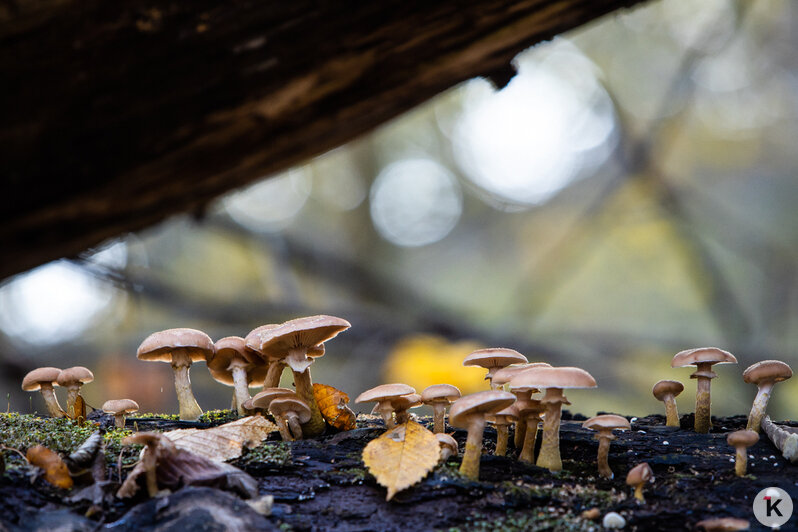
[495, 424, 509, 456]
[264, 360, 286, 388]
[519, 415, 540, 463]
[693, 363, 714, 433]
[231, 392, 238, 412]
[460, 416, 486, 480]
[230, 365, 252, 417]
[734, 447, 748, 476]
[39, 383, 65, 418]
[634, 484, 645, 502]
[171, 351, 203, 421]
[114, 413, 126, 429]
[746, 382, 774, 432]
[431, 403, 446, 433]
[375, 403, 395, 429]
[596, 433, 615, 478]
[663, 394, 679, 427]
[395, 409, 410, 425]
[290, 362, 325, 437]
[514, 419, 526, 449]
[286, 413, 303, 440]
[64, 386, 81, 416]
[274, 416, 293, 441]
[536, 388, 565, 471]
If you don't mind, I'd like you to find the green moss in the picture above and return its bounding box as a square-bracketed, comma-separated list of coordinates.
[0, 413, 96, 454]
[198, 409, 239, 424]
[128, 412, 180, 421]
[102, 427, 141, 467]
[443, 510, 589, 532]
[237, 441, 292, 468]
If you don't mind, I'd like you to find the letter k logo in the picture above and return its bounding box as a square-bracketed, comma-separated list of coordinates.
[765, 496, 783, 517]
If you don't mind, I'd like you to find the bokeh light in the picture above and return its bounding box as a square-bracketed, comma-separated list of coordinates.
[222, 168, 312, 232]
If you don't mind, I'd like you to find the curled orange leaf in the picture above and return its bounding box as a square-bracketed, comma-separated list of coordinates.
[313, 383, 356, 431]
[26, 445, 73, 489]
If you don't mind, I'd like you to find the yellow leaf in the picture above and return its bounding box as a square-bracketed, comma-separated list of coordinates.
[26, 445, 73, 489]
[313, 383, 357, 431]
[362, 420, 440, 500]
[66, 395, 86, 423]
[162, 415, 278, 461]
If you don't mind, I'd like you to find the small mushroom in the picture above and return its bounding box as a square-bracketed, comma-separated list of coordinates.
[463, 348, 528, 389]
[671, 347, 737, 433]
[355, 383, 416, 429]
[449, 390, 515, 480]
[626, 462, 653, 502]
[726, 429, 759, 476]
[421, 384, 461, 433]
[392, 393, 422, 425]
[208, 336, 269, 416]
[742, 360, 792, 432]
[582, 414, 631, 478]
[22, 367, 65, 418]
[436, 433, 459, 462]
[56, 366, 94, 416]
[695, 517, 750, 531]
[251, 387, 297, 409]
[269, 396, 312, 441]
[652, 380, 683, 427]
[137, 328, 214, 421]
[488, 405, 517, 457]
[102, 399, 140, 429]
[492, 362, 551, 447]
[120, 432, 162, 497]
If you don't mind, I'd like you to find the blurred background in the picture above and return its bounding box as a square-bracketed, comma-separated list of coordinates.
[2, 0, 797, 421]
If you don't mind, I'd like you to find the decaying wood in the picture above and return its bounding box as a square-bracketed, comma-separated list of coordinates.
[0, 0, 645, 280]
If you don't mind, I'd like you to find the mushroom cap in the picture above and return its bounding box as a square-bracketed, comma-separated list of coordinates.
[492, 362, 552, 387]
[583, 414, 631, 432]
[269, 396, 312, 424]
[449, 390, 516, 428]
[625, 462, 653, 486]
[463, 348, 527, 370]
[208, 336, 268, 386]
[671, 347, 737, 368]
[355, 383, 416, 404]
[436, 433, 458, 454]
[391, 393, 422, 411]
[22, 367, 62, 391]
[742, 360, 792, 385]
[122, 432, 163, 447]
[56, 366, 94, 387]
[488, 403, 519, 424]
[247, 315, 350, 359]
[246, 323, 326, 360]
[137, 328, 214, 363]
[102, 398, 140, 415]
[251, 388, 297, 410]
[695, 517, 750, 531]
[652, 380, 684, 400]
[726, 429, 759, 448]
[242, 397, 255, 411]
[421, 384, 461, 404]
[509, 366, 597, 390]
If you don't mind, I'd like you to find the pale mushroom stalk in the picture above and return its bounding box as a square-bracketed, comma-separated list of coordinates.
[64, 386, 82, 415]
[761, 416, 798, 463]
[495, 424, 509, 456]
[518, 414, 540, 462]
[171, 349, 203, 421]
[536, 388, 565, 471]
[746, 382, 774, 432]
[460, 416, 486, 480]
[286, 348, 325, 436]
[431, 403, 446, 433]
[693, 364, 715, 433]
[596, 433, 615, 478]
[264, 361, 286, 388]
[285, 412, 304, 440]
[663, 395, 679, 427]
[374, 403, 396, 429]
[274, 416, 293, 441]
[734, 447, 748, 476]
[39, 383, 65, 418]
[230, 363, 252, 416]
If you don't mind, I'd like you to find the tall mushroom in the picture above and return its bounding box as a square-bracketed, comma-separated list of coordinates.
[421, 384, 461, 433]
[22, 367, 64, 418]
[493, 362, 551, 448]
[507, 372, 547, 462]
[671, 347, 737, 433]
[56, 366, 94, 416]
[103, 399, 140, 429]
[463, 348, 528, 390]
[269, 396, 312, 441]
[208, 336, 268, 416]
[727, 430, 759, 476]
[582, 414, 631, 478]
[488, 405, 518, 457]
[509, 366, 596, 471]
[742, 360, 792, 433]
[355, 383, 416, 429]
[626, 462, 653, 502]
[652, 380, 683, 427]
[247, 315, 350, 437]
[137, 328, 214, 421]
[449, 390, 515, 480]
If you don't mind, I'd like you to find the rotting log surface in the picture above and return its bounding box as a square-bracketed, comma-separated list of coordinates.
[0, 0, 645, 280]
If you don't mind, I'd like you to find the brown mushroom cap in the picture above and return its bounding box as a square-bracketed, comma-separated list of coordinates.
[245, 324, 325, 359]
[122, 432, 162, 447]
[488, 404, 519, 424]
[208, 336, 268, 385]
[671, 347, 737, 368]
[102, 399, 140, 415]
[421, 384, 461, 404]
[626, 462, 653, 486]
[56, 366, 94, 387]
[492, 362, 552, 387]
[652, 380, 684, 400]
[391, 393, 422, 411]
[449, 390, 516, 428]
[727, 429, 759, 448]
[137, 328, 214, 363]
[463, 348, 527, 371]
[251, 388, 297, 410]
[355, 383, 416, 404]
[22, 367, 62, 391]
[583, 414, 631, 432]
[695, 517, 750, 531]
[742, 360, 792, 385]
[269, 396, 312, 424]
[508, 366, 597, 390]
[247, 315, 350, 360]
[436, 433, 458, 454]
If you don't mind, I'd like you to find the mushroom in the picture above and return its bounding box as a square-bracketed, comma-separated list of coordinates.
[247, 315, 350, 436]
[22, 367, 65, 418]
[695, 517, 750, 531]
[137, 328, 214, 421]
[102, 399, 140, 429]
[742, 360, 792, 432]
[355, 383, 416, 429]
[436, 433, 459, 462]
[392, 393, 422, 425]
[626, 462, 653, 502]
[671, 347, 737, 433]
[120, 432, 162, 497]
[56, 366, 94, 416]
[488, 405, 517, 457]
[463, 348, 528, 389]
[582, 414, 631, 478]
[269, 396, 312, 441]
[492, 362, 551, 447]
[421, 384, 461, 433]
[208, 336, 268, 416]
[726, 429, 759, 477]
[246, 324, 326, 388]
[251, 387, 297, 410]
[507, 373, 548, 462]
[652, 380, 684, 427]
[448, 390, 515, 480]
[508, 366, 596, 471]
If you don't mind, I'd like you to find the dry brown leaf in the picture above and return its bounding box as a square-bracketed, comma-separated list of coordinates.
[362, 420, 440, 500]
[313, 383, 357, 431]
[162, 415, 277, 461]
[66, 394, 86, 423]
[26, 445, 73, 489]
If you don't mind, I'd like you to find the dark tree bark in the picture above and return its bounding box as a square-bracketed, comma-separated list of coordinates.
[0, 0, 645, 280]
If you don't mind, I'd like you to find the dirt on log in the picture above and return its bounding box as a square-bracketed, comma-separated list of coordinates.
[0, 0, 646, 280]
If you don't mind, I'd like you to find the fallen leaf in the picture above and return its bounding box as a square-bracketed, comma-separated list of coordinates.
[362, 420, 440, 500]
[66, 394, 86, 423]
[313, 383, 357, 431]
[162, 415, 277, 461]
[26, 445, 73, 489]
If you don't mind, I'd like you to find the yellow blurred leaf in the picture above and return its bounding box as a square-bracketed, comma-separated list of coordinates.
[313, 383, 356, 431]
[162, 416, 278, 461]
[66, 395, 86, 423]
[362, 420, 440, 500]
[26, 445, 73, 489]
